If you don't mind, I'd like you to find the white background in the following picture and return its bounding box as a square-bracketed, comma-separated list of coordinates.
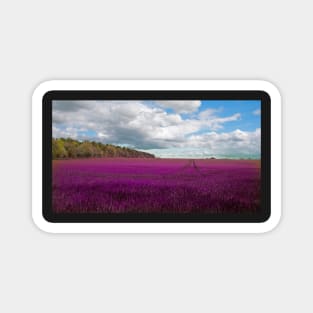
[0, 0, 311, 312]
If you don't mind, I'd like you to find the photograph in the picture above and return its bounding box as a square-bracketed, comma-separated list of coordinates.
[52, 99, 261, 214]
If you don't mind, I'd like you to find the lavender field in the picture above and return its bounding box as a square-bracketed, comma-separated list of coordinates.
[52, 158, 261, 214]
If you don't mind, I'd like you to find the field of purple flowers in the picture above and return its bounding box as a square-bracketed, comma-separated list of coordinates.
[52, 158, 260, 213]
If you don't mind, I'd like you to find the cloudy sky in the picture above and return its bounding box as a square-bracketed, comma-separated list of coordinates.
[52, 100, 261, 159]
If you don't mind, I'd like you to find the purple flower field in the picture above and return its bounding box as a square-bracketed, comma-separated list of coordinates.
[52, 158, 261, 214]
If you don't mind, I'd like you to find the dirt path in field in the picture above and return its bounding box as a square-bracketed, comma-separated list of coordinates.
[191, 159, 205, 176]
[191, 159, 198, 170]
[166, 159, 205, 177]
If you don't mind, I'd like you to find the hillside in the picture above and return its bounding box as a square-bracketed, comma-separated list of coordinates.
[52, 138, 155, 159]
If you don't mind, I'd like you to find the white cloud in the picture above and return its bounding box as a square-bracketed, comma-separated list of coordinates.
[97, 132, 108, 138]
[198, 108, 218, 120]
[52, 126, 80, 139]
[139, 129, 261, 158]
[156, 101, 201, 114]
[253, 109, 261, 115]
[186, 128, 260, 153]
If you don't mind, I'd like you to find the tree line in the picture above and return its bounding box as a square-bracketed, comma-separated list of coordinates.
[52, 138, 155, 159]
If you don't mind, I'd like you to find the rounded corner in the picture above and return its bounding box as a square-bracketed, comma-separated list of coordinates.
[32, 212, 55, 234]
[257, 210, 282, 233]
[32, 80, 58, 103]
[255, 80, 282, 102]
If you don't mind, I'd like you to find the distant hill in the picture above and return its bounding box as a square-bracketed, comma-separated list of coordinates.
[52, 138, 155, 159]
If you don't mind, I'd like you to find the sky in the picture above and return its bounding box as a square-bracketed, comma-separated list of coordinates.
[52, 100, 261, 159]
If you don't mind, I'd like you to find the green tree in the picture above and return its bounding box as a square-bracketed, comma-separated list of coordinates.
[52, 138, 68, 159]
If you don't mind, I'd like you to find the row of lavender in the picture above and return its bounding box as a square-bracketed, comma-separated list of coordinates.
[52, 158, 261, 213]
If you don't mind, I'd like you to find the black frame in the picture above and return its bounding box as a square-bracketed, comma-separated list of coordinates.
[43, 90, 271, 223]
